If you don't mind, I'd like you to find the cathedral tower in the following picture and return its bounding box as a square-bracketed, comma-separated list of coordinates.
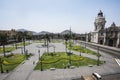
[94, 10, 106, 31]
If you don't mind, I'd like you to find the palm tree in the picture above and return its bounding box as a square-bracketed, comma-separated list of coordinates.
[25, 31, 32, 44]
[57, 33, 60, 39]
[63, 34, 70, 53]
[17, 31, 27, 54]
[44, 34, 50, 54]
[23, 31, 27, 54]
[64, 33, 72, 68]
[0, 33, 8, 57]
[16, 31, 23, 42]
[51, 33, 54, 42]
[13, 35, 18, 49]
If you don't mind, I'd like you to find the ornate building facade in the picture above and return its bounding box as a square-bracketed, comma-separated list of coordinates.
[91, 10, 120, 48]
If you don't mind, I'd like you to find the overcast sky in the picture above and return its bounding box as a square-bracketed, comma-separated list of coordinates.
[0, 0, 120, 33]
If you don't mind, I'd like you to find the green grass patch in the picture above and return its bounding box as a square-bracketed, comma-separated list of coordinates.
[63, 41, 99, 56]
[64, 41, 73, 45]
[34, 52, 102, 70]
[33, 40, 45, 43]
[0, 54, 26, 72]
[51, 39, 63, 43]
[0, 47, 16, 54]
[34, 39, 63, 43]
[69, 45, 100, 56]
[16, 42, 30, 46]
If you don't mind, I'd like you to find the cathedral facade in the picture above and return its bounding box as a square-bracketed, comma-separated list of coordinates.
[90, 10, 120, 48]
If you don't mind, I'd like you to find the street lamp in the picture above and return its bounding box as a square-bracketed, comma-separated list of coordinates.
[97, 46, 100, 66]
[25, 50, 28, 60]
[38, 50, 40, 60]
[21, 47, 23, 54]
[40, 56, 43, 71]
[51, 46, 55, 56]
[0, 58, 3, 73]
[79, 42, 81, 56]
[67, 52, 72, 68]
[38, 50, 43, 71]
[23, 37, 26, 54]
[69, 42, 72, 53]
[84, 32, 87, 49]
[65, 39, 68, 53]
[53, 46, 55, 53]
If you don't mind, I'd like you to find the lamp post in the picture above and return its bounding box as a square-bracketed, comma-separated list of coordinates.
[38, 50, 43, 71]
[25, 50, 28, 60]
[23, 37, 26, 54]
[67, 52, 72, 68]
[65, 39, 68, 53]
[40, 56, 43, 71]
[21, 47, 23, 54]
[0, 58, 3, 73]
[38, 50, 40, 60]
[79, 42, 81, 56]
[97, 46, 100, 66]
[53, 46, 55, 53]
[85, 33, 87, 48]
[52, 46, 55, 56]
[69, 27, 72, 53]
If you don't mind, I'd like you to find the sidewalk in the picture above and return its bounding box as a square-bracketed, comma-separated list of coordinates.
[0, 43, 42, 80]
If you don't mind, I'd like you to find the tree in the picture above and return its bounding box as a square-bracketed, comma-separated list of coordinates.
[44, 34, 50, 54]
[23, 31, 27, 54]
[0, 33, 8, 57]
[63, 34, 70, 53]
[16, 31, 23, 42]
[13, 35, 18, 49]
[57, 33, 60, 39]
[51, 33, 54, 42]
[17, 31, 27, 54]
[25, 31, 32, 44]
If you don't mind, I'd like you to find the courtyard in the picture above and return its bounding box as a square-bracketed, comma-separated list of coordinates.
[0, 40, 120, 80]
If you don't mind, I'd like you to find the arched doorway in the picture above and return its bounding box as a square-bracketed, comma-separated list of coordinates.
[100, 40, 103, 44]
[108, 39, 113, 46]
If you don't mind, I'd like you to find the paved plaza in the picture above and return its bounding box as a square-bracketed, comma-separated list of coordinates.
[0, 42, 120, 80]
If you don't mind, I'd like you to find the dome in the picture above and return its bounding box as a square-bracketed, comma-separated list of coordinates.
[111, 22, 116, 27]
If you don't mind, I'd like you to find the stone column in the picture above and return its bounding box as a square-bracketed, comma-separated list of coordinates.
[103, 32, 106, 45]
[116, 32, 120, 48]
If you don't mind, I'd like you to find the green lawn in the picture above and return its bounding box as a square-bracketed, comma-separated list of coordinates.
[50, 39, 63, 43]
[64, 41, 99, 56]
[0, 47, 16, 54]
[34, 52, 102, 70]
[16, 42, 30, 46]
[69, 45, 100, 56]
[64, 41, 101, 56]
[0, 54, 25, 72]
[34, 39, 63, 43]
[0, 42, 30, 54]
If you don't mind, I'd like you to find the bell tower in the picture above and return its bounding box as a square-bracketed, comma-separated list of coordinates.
[94, 10, 106, 31]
